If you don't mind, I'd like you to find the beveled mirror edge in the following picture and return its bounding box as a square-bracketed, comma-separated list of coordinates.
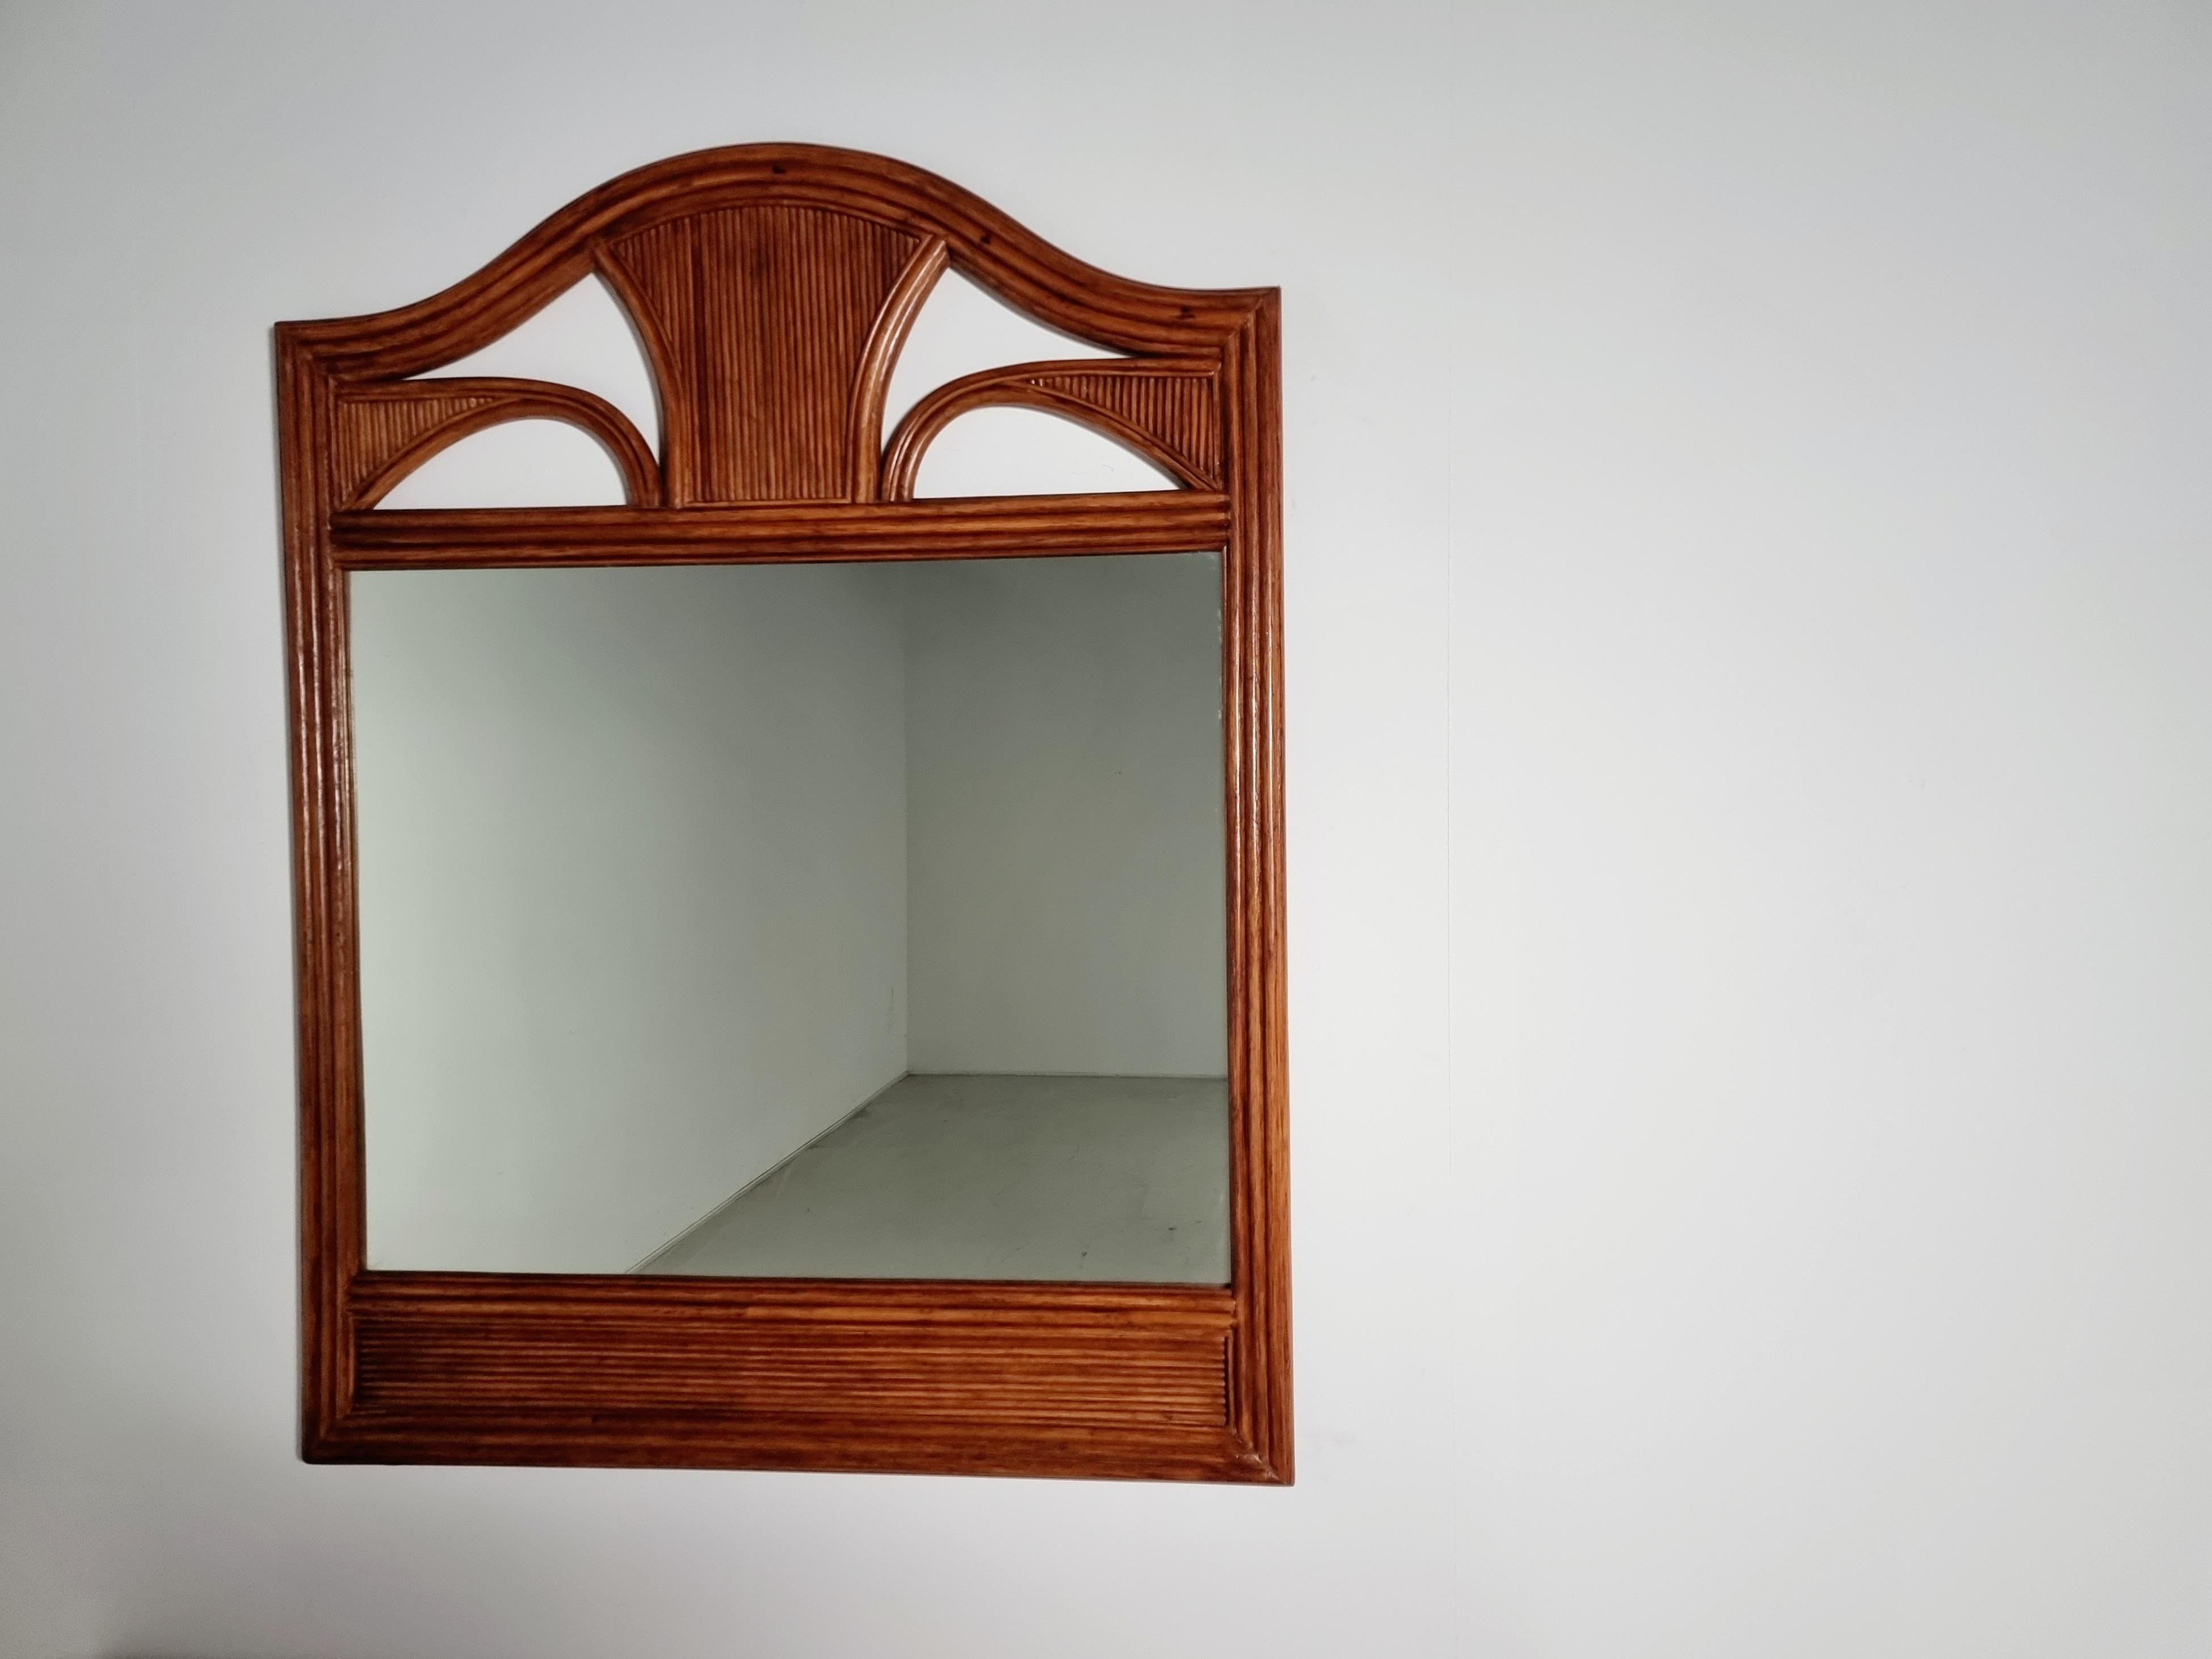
[276, 144, 1288, 1482]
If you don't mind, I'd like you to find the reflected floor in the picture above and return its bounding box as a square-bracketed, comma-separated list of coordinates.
[634, 1073, 1229, 1283]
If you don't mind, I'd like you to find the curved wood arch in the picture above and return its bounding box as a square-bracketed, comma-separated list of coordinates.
[846, 237, 951, 501]
[336, 379, 662, 509]
[287, 145, 1265, 381]
[881, 359, 1223, 499]
[288, 148, 1253, 511]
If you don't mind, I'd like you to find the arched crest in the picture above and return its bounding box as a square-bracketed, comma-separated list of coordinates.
[280, 144, 1271, 514]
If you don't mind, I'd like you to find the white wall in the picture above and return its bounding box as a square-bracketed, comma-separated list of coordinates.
[904, 554, 1227, 1076]
[352, 566, 909, 1273]
[2, 3, 2209, 1657]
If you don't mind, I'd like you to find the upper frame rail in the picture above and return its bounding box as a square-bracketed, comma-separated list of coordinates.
[329, 492, 1232, 566]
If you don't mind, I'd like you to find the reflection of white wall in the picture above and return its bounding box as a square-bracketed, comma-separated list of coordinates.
[355, 557, 1223, 1271]
[352, 565, 908, 1273]
[903, 554, 1226, 1075]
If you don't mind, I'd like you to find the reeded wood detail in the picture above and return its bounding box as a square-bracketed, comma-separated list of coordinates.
[334, 378, 662, 509]
[850, 237, 949, 501]
[329, 492, 1233, 566]
[351, 1277, 1230, 1426]
[883, 359, 1223, 498]
[275, 144, 1288, 1485]
[598, 204, 923, 504]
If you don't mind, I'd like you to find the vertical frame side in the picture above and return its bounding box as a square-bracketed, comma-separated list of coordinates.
[277, 330, 358, 1452]
[1222, 292, 1292, 1481]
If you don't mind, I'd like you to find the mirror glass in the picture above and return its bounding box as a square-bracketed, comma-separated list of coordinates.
[350, 553, 1229, 1282]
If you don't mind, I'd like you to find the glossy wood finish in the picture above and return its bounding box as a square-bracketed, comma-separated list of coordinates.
[275, 143, 1288, 1482]
[881, 358, 1223, 497]
[329, 492, 1233, 565]
[333, 377, 662, 509]
[596, 206, 934, 503]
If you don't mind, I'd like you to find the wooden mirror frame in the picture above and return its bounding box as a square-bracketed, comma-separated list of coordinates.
[275, 144, 1288, 1482]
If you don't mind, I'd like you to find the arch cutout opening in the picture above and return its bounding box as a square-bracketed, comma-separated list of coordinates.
[906, 405, 1182, 498]
[882, 268, 1120, 440]
[411, 274, 661, 458]
[373, 419, 630, 510]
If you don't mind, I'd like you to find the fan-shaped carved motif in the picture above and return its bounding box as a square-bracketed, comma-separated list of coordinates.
[1032, 367, 1221, 484]
[332, 379, 661, 509]
[598, 205, 941, 505]
[333, 388, 499, 506]
[881, 359, 1223, 499]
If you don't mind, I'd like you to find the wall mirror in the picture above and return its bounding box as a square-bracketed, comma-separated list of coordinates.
[277, 145, 1286, 1481]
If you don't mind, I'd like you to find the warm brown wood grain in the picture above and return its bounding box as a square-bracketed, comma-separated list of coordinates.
[849, 237, 949, 501]
[882, 359, 1224, 498]
[597, 204, 924, 503]
[351, 1276, 1230, 1426]
[334, 378, 662, 509]
[275, 142, 1288, 1484]
[331, 492, 1231, 565]
[1224, 294, 1292, 1478]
